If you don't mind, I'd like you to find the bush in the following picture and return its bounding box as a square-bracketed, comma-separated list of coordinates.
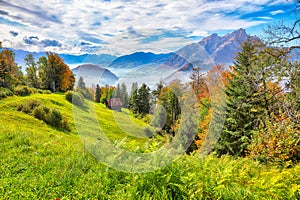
[32, 105, 64, 128]
[62, 118, 70, 131]
[32, 105, 49, 120]
[0, 87, 13, 100]
[18, 101, 69, 131]
[47, 109, 63, 128]
[17, 100, 41, 114]
[248, 116, 300, 165]
[13, 86, 33, 96]
[37, 89, 51, 94]
[65, 91, 85, 106]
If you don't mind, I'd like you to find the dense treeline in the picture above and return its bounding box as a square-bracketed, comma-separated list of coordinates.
[191, 39, 300, 164]
[0, 44, 75, 93]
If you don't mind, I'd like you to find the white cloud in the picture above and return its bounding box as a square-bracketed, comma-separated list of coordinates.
[0, 0, 293, 55]
[270, 10, 285, 15]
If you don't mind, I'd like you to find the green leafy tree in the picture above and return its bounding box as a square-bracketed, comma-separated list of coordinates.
[151, 104, 166, 129]
[25, 54, 39, 88]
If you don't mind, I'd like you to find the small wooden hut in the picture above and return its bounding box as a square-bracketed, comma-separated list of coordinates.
[107, 98, 123, 111]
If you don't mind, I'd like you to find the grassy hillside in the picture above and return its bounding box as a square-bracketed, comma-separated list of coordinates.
[0, 93, 300, 199]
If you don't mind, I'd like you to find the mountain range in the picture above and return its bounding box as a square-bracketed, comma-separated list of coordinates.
[10, 28, 253, 86]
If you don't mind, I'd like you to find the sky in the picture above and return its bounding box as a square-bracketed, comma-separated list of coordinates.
[0, 0, 298, 56]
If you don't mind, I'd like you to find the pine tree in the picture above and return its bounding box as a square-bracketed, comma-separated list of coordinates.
[215, 39, 261, 157]
[95, 84, 101, 103]
[120, 82, 129, 108]
[137, 83, 151, 115]
[77, 76, 86, 89]
[129, 86, 139, 114]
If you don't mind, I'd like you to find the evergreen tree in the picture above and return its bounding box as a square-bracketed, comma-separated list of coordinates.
[95, 84, 101, 103]
[77, 76, 86, 89]
[129, 82, 139, 113]
[215, 39, 261, 157]
[137, 83, 151, 115]
[120, 82, 129, 108]
[152, 79, 164, 102]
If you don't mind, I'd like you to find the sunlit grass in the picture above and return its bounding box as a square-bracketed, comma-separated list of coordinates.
[0, 93, 299, 199]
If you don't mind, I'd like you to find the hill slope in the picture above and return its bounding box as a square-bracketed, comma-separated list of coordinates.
[0, 93, 300, 199]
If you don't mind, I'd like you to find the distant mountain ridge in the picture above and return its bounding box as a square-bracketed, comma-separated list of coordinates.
[108, 52, 173, 69]
[166, 28, 254, 72]
[11, 28, 253, 72]
[10, 49, 117, 69]
[107, 28, 254, 72]
[72, 64, 119, 87]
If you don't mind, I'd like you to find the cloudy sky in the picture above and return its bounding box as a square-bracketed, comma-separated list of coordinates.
[0, 0, 297, 55]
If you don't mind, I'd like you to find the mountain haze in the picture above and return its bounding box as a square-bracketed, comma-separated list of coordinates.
[72, 64, 119, 87]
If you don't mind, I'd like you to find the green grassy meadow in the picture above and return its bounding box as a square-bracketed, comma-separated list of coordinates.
[1, 93, 300, 199]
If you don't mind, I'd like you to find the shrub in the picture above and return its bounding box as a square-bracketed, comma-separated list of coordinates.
[32, 105, 49, 120]
[13, 86, 33, 96]
[248, 116, 300, 165]
[65, 91, 85, 106]
[32, 105, 64, 129]
[37, 89, 51, 94]
[0, 87, 13, 100]
[17, 100, 41, 114]
[18, 102, 69, 131]
[47, 109, 63, 128]
[62, 118, 71, 131]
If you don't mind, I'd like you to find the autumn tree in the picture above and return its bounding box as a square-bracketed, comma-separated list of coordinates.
[37, 52, 74, 92]
[189, 67, 208, 101]
[0, 49, 23, 89]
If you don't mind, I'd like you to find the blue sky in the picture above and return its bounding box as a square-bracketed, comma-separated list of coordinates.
[0, 0, 297, 55]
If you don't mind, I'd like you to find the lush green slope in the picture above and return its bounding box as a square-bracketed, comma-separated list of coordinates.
[0, 94, 300, 199]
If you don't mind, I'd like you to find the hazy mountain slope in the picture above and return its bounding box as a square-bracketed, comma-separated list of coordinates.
[72, 64, 119, 87]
